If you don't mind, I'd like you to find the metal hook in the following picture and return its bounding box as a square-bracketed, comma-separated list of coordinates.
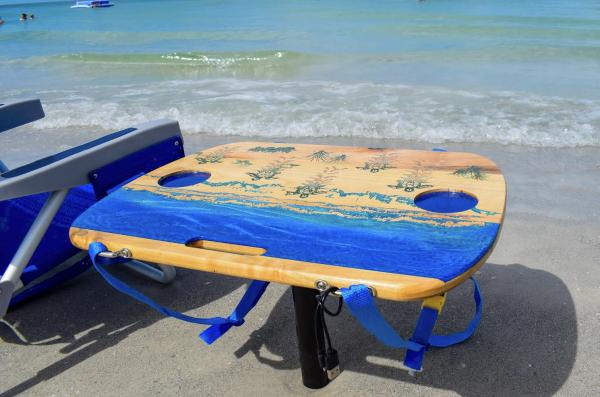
[314, 279, 376, 297]
[98, 248, 132, 259]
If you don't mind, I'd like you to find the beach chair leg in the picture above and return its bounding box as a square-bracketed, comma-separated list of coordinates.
[292, 286, 330, 389]
[122, 261, 176, 284]
[0, 189, 70, 317]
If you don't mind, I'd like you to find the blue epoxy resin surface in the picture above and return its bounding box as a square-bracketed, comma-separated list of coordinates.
[73, 188, 498, 282]
[71, 143, 506, 284]
[414, 191, 478, 214]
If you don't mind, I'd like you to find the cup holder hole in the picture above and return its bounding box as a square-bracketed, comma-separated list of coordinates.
[158, 171, 211, 188]
[414, 189, 478, 213]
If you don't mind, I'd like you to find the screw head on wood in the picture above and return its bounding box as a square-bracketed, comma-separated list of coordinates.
[315, 280, 329, 291]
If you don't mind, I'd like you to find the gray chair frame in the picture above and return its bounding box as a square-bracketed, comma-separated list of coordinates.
[0, 99, 179, 317]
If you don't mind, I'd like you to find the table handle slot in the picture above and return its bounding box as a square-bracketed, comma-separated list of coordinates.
[185, 238, 266, 256]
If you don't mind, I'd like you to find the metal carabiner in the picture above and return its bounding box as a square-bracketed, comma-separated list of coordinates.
[331, 287, 376, 298]
[314, 279, 376, 298]
[98, 248, 133, 259]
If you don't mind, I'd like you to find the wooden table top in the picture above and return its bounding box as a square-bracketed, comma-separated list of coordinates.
[70, 142, 506, 301]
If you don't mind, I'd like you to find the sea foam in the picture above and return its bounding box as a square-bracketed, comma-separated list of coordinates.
[22, 79, 600, 148]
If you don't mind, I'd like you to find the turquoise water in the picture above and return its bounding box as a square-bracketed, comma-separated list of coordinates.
[1, 0, 599, 146]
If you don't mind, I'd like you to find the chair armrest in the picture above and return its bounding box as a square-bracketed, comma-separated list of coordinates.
[0, 99, 45, 133]
[0, 119, 182, 201]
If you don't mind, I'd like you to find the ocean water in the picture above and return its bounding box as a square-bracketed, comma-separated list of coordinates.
[1, 0, 599, 147]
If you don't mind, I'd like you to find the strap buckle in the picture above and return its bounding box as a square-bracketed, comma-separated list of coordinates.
[421, 293, 447, 314]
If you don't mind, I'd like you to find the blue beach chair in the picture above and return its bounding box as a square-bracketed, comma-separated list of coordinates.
[0, 99, 184, 317]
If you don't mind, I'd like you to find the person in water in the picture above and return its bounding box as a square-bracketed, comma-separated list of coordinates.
[0, 16, 4, 25]
[30, 14, 35, 19]
[19, 13, 27, 21]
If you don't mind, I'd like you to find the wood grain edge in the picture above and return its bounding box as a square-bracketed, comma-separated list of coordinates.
[70, 227, 452, 301]
[441, 183, 506, 293]
[69, 183, 505, 302]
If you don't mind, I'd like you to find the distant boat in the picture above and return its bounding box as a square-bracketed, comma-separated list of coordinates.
[71, 1, 115, 8]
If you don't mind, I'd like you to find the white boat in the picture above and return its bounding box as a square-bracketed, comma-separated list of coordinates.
[71, 1, 115, 8]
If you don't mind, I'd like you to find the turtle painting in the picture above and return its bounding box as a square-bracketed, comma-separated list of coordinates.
[388, 179, 433, 193]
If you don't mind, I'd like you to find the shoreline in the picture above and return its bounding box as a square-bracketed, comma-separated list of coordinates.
[3, 129, 600, 225]
[4, 127, 600, 166]
[1, 0, 599, 394]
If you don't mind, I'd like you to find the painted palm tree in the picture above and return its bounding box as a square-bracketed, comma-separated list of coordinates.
[357, 153, 396, 173]
[234, 160, 252, 167]
[308, 150, 330, 162]
[248, 146, 296, 153]
[287, 166, 340, 198]
[453, 165, 486, 180]
[388, 162, 433, 192]
[329, 154, 347, 163]
[247, 158, 298, 180]
[196, 147, 235, 164]
[308, 150, 348, 163]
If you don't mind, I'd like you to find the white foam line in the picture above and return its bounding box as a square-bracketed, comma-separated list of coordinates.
[20, 79, 600, 148]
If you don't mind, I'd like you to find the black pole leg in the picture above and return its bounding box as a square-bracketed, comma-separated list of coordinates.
[292, 286, 329, 389]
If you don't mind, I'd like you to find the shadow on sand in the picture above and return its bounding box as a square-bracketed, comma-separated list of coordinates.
[234, 263, 577, 396]
[1, 263, 576, 396]
[0, 266, 245, 397]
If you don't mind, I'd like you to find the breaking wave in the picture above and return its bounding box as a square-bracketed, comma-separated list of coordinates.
[57, 50, 311, 69]
[15, 78, 600, 147]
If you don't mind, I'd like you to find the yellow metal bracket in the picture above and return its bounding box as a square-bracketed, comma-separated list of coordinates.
[422, 293, 447, 314]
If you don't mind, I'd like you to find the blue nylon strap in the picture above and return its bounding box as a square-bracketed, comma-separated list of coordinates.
[404, 307, 438, 370]
[403, 278, 482, 370]
[88, 242, 269, 344]
[340, 277, 483, 362]
[429, 277, 483, 347]
[199, 280, 269, 344]
[340, 285, 424, 352]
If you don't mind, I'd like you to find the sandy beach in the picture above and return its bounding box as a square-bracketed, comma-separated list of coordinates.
[1, 133, 599, 396]
[2, 0, 599, 394]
